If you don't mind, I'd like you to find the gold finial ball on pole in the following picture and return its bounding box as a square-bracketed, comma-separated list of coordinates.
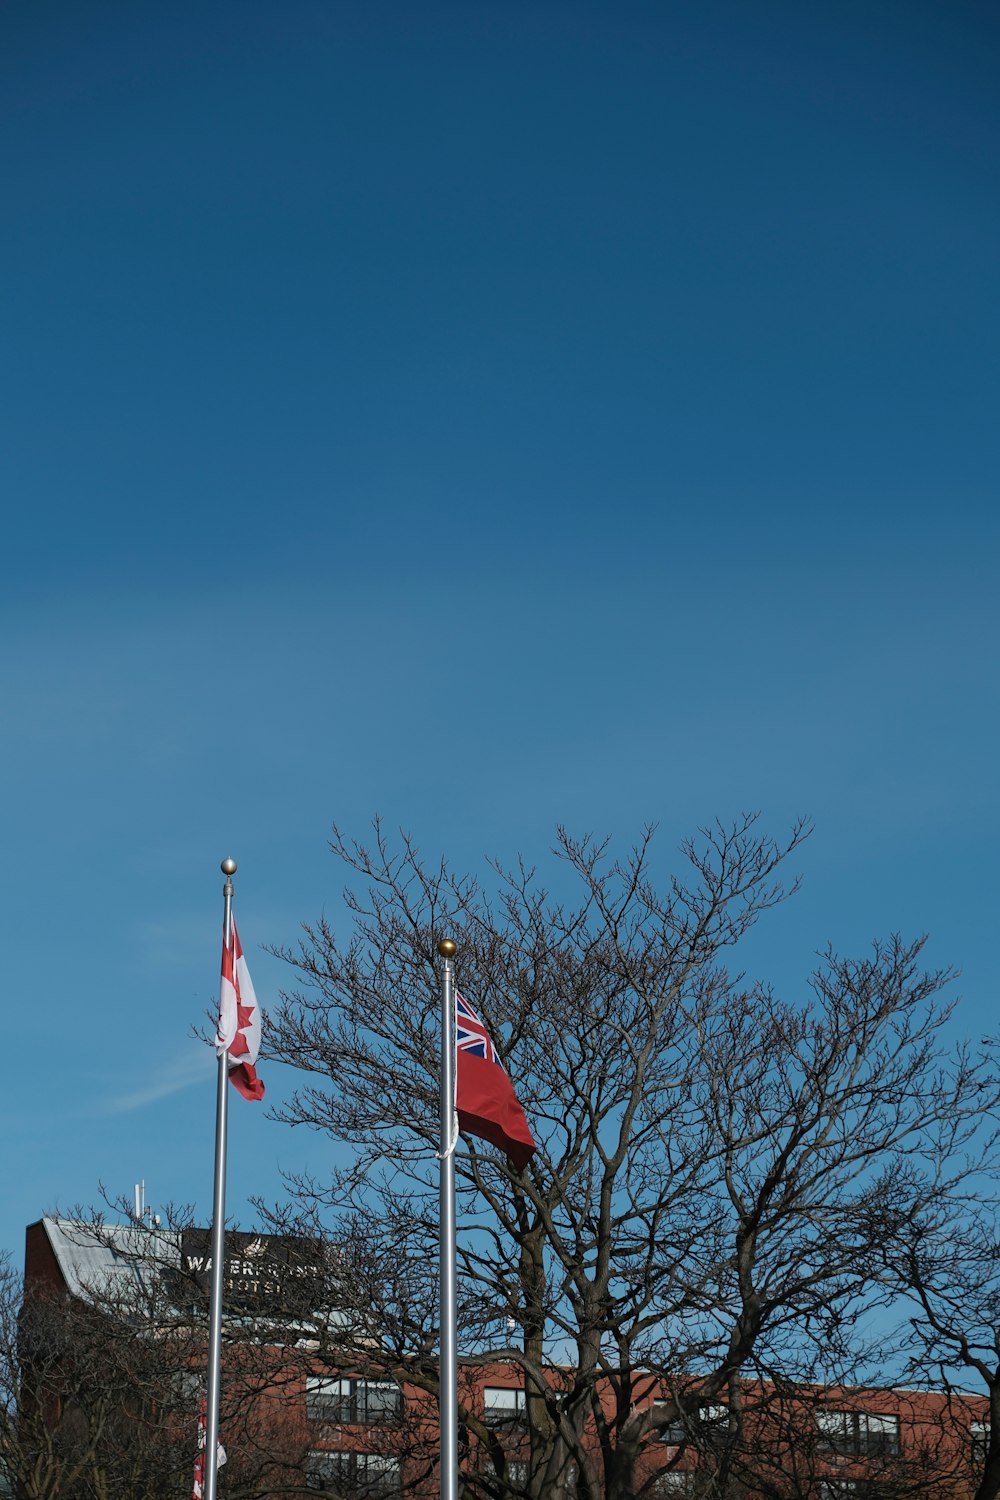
[221, 857, 238, 876]
[437, 938, 457, 959]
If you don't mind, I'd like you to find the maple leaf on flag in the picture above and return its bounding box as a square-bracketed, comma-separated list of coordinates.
[216, 920, 265, 1101]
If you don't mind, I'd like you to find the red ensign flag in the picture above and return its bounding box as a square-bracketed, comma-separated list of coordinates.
[455, 993, 535, 1169]
[216, 920, 265, 1101]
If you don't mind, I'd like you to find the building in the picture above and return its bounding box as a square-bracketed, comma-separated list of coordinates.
[16, 1218, 992, 1500]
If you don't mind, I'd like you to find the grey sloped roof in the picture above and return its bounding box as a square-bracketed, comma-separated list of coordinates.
[40, 1217, 178, 1306]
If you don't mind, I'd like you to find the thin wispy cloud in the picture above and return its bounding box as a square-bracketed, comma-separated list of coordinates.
[95, 1047, 213, 1116]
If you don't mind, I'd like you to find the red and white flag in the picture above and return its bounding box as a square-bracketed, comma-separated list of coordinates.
[217, 919, 265, 1101]
[193, 1393, 227, 1500]
[455, 993, 535, 1169]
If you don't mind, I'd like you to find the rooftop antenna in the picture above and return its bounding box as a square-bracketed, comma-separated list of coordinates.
[132, 1181, 160, 1229]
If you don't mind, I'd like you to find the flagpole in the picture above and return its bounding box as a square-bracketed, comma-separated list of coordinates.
[438, 937, 459, 1500]
[204, 856, 236, 1500]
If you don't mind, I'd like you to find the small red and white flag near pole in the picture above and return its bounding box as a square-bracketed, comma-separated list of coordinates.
[216, 919, 265, 1101]
[193, 1393, 227, 1500]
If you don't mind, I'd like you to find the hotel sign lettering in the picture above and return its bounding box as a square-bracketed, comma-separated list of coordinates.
[180, 1229, 326, 1313]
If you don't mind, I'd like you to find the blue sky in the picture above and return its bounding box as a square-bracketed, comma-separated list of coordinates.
[1, 0, 998, 1263]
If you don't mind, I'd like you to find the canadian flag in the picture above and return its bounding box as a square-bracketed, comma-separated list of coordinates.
[216, 919, 265, 1101]
[193, 1393, 227, 1500]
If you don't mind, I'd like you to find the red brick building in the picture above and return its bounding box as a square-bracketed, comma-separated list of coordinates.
[21, 1218, 990, 1499]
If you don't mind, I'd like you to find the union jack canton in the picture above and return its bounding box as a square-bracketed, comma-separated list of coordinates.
[456, 993, 507, 1073]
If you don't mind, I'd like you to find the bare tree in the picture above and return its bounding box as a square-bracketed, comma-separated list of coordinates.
[14, 1214, 438, 1500]
[653, 1375, 972, 1500]
[0, 1246, 203, 1500]
[264, 817, 998, 1500]
[872, 1173, 1000, 1500]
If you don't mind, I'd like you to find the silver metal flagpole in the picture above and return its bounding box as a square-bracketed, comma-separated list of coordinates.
[204, 856, 236, 1500]
[437, 937, 459, 1500]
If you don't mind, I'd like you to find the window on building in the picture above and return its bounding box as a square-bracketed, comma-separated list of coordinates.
[655, 1403, 688, 1446]
[656, 1401, 727, 1447]
[170, 1368, 203, 1409]
[815, 1409, 899, 1458]
[306, 1450, 401, 1496]
[972, 1419, 990, 1465]
[659, 1398, 731, 1446]
[354, 1381, 402, 1424]
[698, 1403, 728, 1434]
[653, 1471, 696, 1496]
[306, 1376, 402, 1424]
[818, 1482, 877, 1500]
[659, 1417, 687, 1445]
[483, 1386, 527, 1429]
[485, 1451, 533, 1493]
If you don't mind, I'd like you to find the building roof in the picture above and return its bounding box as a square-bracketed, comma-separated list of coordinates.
[36, 1217, 173, 1305]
